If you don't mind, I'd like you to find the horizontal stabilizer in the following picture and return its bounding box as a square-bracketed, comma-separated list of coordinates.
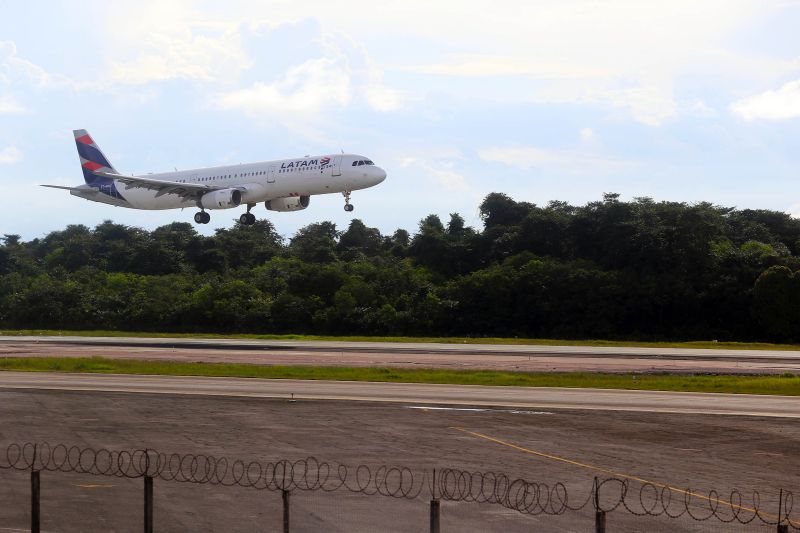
[41, 184, 97, 193]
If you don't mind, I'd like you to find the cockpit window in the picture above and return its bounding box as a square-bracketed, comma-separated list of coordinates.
[352, 159, 375, 166]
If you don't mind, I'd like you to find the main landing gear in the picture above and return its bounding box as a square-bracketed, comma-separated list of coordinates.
[239, 204, 256, 226]
[343, 191, 354, 212]
[194, 211, 210, 224]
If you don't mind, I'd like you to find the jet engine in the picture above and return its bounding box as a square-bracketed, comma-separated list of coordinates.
[200, 189, 242, 209]
[265, 196, 310, 212]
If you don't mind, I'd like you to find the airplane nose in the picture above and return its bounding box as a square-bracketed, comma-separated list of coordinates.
[374, 167, 387, 183]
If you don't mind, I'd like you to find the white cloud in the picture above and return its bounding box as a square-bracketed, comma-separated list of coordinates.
[789, 203, 800, 219]
[478, 145, 632, 174]
[378, 1, 781, 125]
[579, 127, 594, 142]
[731, 80, 800, 121]
[601, 86, 679, 126]
[85, 1, 791, 127]
[363, 65, 403, 112]
[403, 55, 684, 125]
[215, 56, 352, 116]
[427, 165, 469, 192]
[108, 28, 249, 85]
[0, 146, 22, 164]
[213, 34, 403, 125]
[686, 99, 718, 118]
[0, 41, 52, 87]
[0, 94, 25, 113]
[403, 54, 605, 79]
[397, 154, 473, 193]
[0, 40, 87, 91]
[99, 2, 404, 116]
[101, 1, 250, 85]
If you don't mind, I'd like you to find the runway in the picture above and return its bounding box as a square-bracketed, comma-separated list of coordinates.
[2, 335, 800, 373]
[0, 371, 797, 417]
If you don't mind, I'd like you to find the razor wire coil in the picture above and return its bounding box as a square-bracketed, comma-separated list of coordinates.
[1, 441, 797, 528]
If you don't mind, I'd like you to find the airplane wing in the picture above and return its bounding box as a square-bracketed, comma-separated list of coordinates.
[43, 172, 243, 201]
[96, 171, 217, 200]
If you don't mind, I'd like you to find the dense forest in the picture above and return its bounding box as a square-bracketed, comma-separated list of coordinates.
[1, 193, 799, 341]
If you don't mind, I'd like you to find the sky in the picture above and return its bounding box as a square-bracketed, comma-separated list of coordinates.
[2, 0, 800, 240]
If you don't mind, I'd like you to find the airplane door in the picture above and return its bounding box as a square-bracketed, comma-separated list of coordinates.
[268, 166, 276, 183]
[332, 156, 342, 177]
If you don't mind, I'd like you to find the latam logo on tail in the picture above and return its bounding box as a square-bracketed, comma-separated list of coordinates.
[42, 129, 386, 225]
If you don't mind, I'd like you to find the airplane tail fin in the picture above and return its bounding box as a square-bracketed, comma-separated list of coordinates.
[74, 129, 118, 184]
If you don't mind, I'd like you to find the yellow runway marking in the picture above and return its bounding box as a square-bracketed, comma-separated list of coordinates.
[451, 426, 778, 520]
[75, 484, 115, 489]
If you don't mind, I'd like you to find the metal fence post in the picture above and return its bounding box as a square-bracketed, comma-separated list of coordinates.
[594, 477, 606, 533]
[31, 470, 40, 533]
[595, 509, 606, 533]
[777, 488, 788, 533]
[429, 468, 440, 533]
[144, 449, 153, 533]
[144, 476, 153, 533]
[429, 499, 440, 533]
[282, 490, 290, 533]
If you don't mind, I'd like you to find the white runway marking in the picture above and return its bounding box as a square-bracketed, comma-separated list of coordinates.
[405, 406, 553, 415]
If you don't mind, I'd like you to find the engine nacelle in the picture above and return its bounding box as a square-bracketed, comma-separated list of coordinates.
[200, 189, 242, 209]
[265, 196, 310, 212]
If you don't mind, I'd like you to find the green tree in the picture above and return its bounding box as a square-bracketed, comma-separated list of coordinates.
[338, 219, 383, 260]
[290, 222, 340, 263]
[753, 266, 800, 340]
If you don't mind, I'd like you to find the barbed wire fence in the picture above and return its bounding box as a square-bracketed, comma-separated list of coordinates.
[1, 442, 797, 532]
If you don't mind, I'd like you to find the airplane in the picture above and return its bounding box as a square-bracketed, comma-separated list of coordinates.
[42, 129, 387, 225]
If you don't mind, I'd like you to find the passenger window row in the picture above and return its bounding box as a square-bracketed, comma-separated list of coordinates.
[178, 171, 269, 183]
[279, 166, 323, 173]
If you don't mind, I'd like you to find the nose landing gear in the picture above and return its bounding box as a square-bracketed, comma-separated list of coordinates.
[343, 191, 354, 212]
[239, 204, 256, 226]
[194, 211, 211, 224]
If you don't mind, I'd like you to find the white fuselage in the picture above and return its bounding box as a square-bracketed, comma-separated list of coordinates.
[74, 153, 386, 209]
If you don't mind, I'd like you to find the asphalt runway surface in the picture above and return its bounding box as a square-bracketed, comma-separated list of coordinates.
[1, 374, 799, 531]
[0, 371, 798, 418]
[3, 335, 800, 373]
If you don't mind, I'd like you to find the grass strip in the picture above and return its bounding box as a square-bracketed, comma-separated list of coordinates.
[1, 357, 799, 396]
[2, 329, 800, 352]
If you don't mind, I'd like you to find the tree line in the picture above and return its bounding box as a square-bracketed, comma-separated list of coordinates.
[1, 192, 799, 341]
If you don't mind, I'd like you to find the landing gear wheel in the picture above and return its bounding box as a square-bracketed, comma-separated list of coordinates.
[239, 212, 256, 225]
[342, 191, 354, 212]
[195, 211, 210, 224]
